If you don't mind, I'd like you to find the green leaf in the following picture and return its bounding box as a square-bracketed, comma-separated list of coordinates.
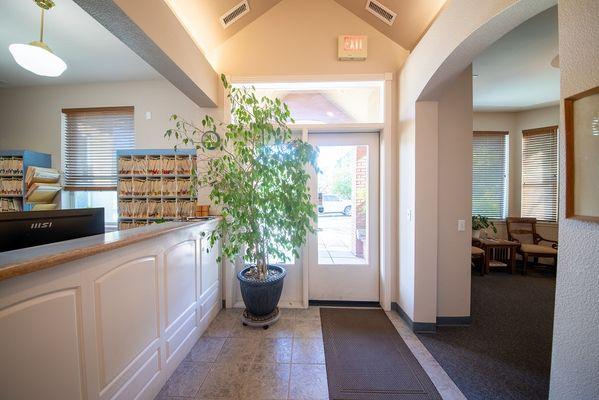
[164, 75, 318, 269]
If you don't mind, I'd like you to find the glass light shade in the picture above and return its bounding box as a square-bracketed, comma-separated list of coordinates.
[9, 41, 67, 77]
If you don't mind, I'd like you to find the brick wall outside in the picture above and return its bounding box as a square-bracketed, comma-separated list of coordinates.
[351, 145, 368, 258]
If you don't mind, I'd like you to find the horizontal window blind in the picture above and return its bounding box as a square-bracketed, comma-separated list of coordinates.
[522, 126, 558, 222]
[472, 131, 508, 219]
[63, 107, 134, 190]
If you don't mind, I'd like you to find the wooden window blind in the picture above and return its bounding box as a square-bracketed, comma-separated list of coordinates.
[472, 131, 509, 219]
[521, 126, 558, 222]
[63, 107, 134, 190]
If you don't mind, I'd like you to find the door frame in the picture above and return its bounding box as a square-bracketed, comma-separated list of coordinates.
[299, 123, 392, 310]
[224, 73, 394, 311]
[306, 131, 380, 302]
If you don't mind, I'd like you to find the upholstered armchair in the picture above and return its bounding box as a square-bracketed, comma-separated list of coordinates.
[506, 217, 558, 275]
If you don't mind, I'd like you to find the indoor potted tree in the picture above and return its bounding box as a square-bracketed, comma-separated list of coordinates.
[165, 75, 318, 328]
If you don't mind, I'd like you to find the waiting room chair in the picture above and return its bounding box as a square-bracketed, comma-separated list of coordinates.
[506, 217, 558, 275]
[471, 246, 485, 276]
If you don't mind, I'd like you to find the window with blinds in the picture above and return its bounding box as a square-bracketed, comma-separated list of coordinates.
[63, 107, 134, 190]
[472, 131, 509, 219]
[521, 126, 558, 222]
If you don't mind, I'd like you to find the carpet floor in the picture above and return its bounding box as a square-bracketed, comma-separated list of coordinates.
[417, 268, 556, 400]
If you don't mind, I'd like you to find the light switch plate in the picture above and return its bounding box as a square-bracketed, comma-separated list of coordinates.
[145, 111, 152, 120]
[457, 219, 466, 231]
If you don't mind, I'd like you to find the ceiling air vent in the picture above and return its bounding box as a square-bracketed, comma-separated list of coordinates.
[365, 0, 397, 26]
[220, 1, 250, 28]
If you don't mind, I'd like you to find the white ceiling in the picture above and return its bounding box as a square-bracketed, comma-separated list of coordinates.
[0, 0, 161, 88]
[473, 6, 559, 112]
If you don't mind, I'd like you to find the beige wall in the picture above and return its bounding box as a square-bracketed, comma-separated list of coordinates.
[112, 0, 219, 106]
[413, 101, 438, 323]
[211, 0, 409, 76]
[550, 0, 599, 398]
[474, 105, 560, 216]
[398, 116, 416, 317]
[210, 0, 407, 308]
[398, 0, 556, 323]
[436, 66, 473, 318]
[0, 79, 219, 170]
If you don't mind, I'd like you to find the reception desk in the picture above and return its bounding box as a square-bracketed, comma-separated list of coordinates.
[0, 219, 221, 400]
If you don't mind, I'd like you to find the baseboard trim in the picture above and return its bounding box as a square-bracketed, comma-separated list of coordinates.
[309, 300, 381, 308]
[391, 302, 436, 333]
[436, 316, 472, 326]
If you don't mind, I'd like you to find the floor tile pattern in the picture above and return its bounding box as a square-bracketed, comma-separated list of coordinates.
[155, 307, 328, 400]
[155, 307, 465, 400]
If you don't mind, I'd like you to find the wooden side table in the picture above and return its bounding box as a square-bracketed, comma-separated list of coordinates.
[472, 238, 520, 274]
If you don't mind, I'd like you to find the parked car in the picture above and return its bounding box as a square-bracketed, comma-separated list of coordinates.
[318, 193, 352, 216]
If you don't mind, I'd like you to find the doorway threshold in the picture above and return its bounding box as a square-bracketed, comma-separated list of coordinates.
[309, 300, 381, 308]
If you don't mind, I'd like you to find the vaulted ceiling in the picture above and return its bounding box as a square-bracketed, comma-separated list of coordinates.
[165, 0, 447, 57]
[164, 0, 283, 56]
[333, 0, 447, 50]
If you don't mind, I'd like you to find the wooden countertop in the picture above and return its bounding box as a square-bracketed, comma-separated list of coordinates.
[0, 218, 220, 282]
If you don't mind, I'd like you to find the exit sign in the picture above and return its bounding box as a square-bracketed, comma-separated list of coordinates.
[338, 35, 367, 61]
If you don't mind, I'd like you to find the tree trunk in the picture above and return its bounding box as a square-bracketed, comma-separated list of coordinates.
[257, 257, 268, 279]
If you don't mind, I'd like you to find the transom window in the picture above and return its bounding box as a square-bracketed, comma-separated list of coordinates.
[232, 80, 384, 124]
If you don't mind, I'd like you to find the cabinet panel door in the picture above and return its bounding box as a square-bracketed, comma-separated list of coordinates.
[0, 289, 85, 400]
[94, 256, 159, 388]
[201, 237, 220, 295]
[164, 240, 197, 330]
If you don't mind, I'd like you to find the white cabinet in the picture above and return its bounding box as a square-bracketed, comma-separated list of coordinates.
[0, 224, 221, 400]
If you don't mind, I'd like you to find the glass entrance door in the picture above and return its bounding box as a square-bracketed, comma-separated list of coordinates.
[308, 133, 379, 301]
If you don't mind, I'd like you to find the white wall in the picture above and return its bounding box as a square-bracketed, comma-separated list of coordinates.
[550, 0, 599, 398]
[0, 79, 219, 170]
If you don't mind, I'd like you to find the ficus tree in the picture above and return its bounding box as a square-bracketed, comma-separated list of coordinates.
[165, 75, 318, 280]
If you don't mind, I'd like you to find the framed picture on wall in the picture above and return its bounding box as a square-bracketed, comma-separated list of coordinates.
[565, 86, 599, 222]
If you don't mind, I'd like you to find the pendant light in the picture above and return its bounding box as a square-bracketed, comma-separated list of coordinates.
[9, 0, 67, 77]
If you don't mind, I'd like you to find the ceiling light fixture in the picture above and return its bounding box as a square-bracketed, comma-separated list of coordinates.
[9, 0, 67, 77]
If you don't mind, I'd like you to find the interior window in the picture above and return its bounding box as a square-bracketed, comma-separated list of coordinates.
[62, 106, 135, 226]
[521, 127, 558, 222]
[472, 131, 509, 219]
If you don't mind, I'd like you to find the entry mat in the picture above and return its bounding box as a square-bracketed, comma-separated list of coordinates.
[320, 308, 442, 399]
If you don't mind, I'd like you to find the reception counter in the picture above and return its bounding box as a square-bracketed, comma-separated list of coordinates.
[0, 219, 222, 400]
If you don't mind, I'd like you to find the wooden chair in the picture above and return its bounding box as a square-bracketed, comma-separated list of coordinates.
[471, 246, 485, 276]
[506, 217, 558, 275]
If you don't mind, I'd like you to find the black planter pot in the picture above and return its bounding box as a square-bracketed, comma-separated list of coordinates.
[238, 265, 286, 317]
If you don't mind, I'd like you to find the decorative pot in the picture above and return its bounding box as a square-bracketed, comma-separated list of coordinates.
[238, 265, 286, 317]
[472, 229, 481, 239]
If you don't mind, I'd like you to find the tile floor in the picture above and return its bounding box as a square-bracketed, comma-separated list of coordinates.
[155, 307, 465, 400]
